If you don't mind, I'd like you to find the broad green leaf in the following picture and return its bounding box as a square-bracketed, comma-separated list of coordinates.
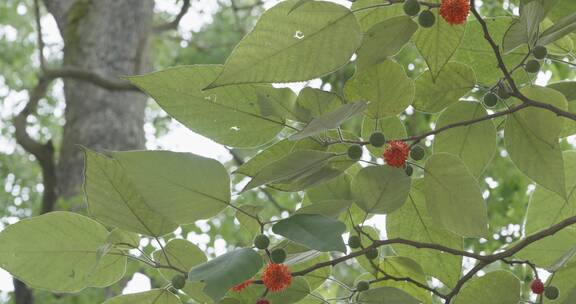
[242, 150, 337, 192]
[102, 289, 181, 304]
[236, 138, 324, 178]
[502, 1, 545, 52]
[352, 0, 404, 30]
[516, 228, 576, 268]
[188, 248, 263, 301]
[504, 86, 568, 198]
[293, 87, 344, 122]
[358, 287, 421, 304]
[354, 226, 382, 274]
[539, 12, 576, 45]
[361, 116, 407, 157]
[305, 173, 353, 202]
[452, 271, 520, 304]
[287, 251, 331, 291]
[547, 261, 576, 304]
[83, 148, 177, 236]
[413, 62, 476, 113]
[387, 180, 463, 288]
[152, 239, 210, 303]
[206, 0, 362, 87]
[127, 65, 288, 148]
[414, 4, 465, 79]
[0, 212, 126, 292]
[345, 60, 415, 118]
[351, 166, 411, 214]
[106, 228, 140, 249]
[236, 205, 264, 237]
[356, 16, 418, 69]
[424, 153, 489, 237]
[113, 150, 230, 224]
[289, 101, 368, 140]
[454, 18, 529, 85]
[373, 257, 432, 304]
[548, 81, 576, 137]
[433, 102, 497, 176]
[272, 213, 347, 252]
[295, 199, 352, 218]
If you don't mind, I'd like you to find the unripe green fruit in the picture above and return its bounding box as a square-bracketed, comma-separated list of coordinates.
[357, 280, 370, 291]
[497, 86, 510, 100]
[270, 248, 287, 263]
[403, 0, 421, 16]
[171, 274, 186, 290]
[365, 248, 378, 260]
[369, 132, 386, 147]
[404, 164, 413, 176]
[483, 92, 498, 107]
[418, 10, 435, 28]
[532, 45, 547, 60]
[544, 286, 559, 300]
[525, 59, 540, 73]
[254, 234, 270, 250]
[410, 145, 425, 161]
[347, 145, 363, 160]
[348, 235, 361, 249]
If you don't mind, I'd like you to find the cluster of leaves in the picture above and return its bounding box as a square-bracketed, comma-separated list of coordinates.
[2, 0, 576, 303]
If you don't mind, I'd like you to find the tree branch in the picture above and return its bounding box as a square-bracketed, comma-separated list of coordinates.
[153, 0, 191, 33]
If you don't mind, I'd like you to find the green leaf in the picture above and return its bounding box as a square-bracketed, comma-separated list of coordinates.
[236, 205, 264, 237]
[0, 212, 126, 292]
[83, 148, 177, 236]
[453, 271, 520, 304]
[230, 277, 310, 304]
[547, 261, 576, 304]
[516, 228, 576, 268]
[305, 173, 353, 202]
[413, 62, 476, 113]
[504, 85, 568, 198]
[357, 287, 421, 304]
[548, 81, 576, 137]
[424, 153, 489, 237]
[352, 0, 404, 30]
[352, 166, 411, 214]
[502, 1, 545, 52]
[127, 65, 288, 148]
[295, 199, 352, 218]
[387, 180, 463, 288]
[414, 5, 466, 79]
[113, 150, 231, 224]
[373, 257, 431, 303]
[102, 289, 181, 304]
[345, 60, 415, 118]
[356, 16, 418, 69]
[106, 228, 140, 249]
[206, 0, 362, 87]
[188, 248, 263, 302]
[242, 150, 337, 192]
[433, 102, 497, 177]
[361, 116, 407, 157]
[272, 213, 347, 252]
[292, 87, 345, 122]
[539, 12, 576, 45]
[289, 101, 368, 140]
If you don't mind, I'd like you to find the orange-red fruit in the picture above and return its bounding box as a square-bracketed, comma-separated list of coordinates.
[262, 263, 292, 292]
[531, 279, 545, 294]
[232, 279, 253, 292]
[383, 141, 410, 168]
[439, 0, 470, 25]
[256, 299, 270, 304]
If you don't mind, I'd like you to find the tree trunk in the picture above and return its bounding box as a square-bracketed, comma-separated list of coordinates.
[13, 0, 154, 303]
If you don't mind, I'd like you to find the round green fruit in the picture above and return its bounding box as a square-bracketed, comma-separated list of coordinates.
[544, 286, 559, 300]
[410, 145, 425, 161]
[497, 86, 510, 100]
[357, 280, 370, 292]
[347, 145, 363, 160]
[270, 248, 287, 263]
[525, 59, 540, 73]
[404, 164, 413, 176]
[483, 92, 498, 107]
[418, 10, 435, 28]
[403, 0, 421, 16]
[532, 45, 547, 60]
[171, 275, 186, 290]
[348, 235, 361, 249]
[369, 132, 386, 147]
[254, 234, 270, 250]
[365, 248, 378, 260]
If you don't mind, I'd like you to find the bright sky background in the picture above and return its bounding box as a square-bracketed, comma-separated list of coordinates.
[0, 0, 564, 301]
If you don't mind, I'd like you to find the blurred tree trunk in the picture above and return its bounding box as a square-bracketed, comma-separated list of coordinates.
[13, 0, 154, 303]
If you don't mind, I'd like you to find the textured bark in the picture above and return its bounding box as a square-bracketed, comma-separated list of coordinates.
[12, 1, 154, 303]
